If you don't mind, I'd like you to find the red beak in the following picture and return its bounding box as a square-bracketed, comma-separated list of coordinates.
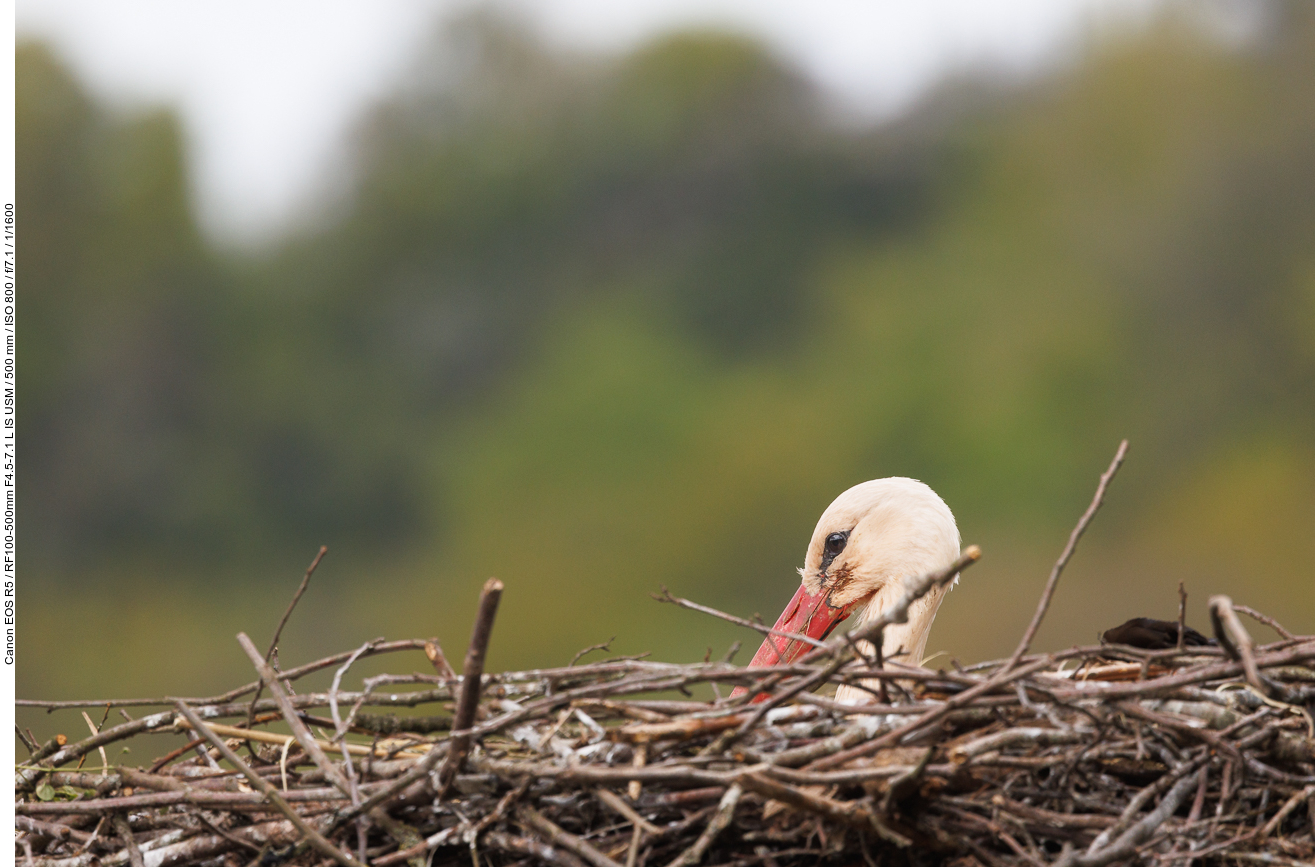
[732, 583, 859, 701]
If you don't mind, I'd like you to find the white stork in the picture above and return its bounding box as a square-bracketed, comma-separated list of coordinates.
[740, 477, 961, 704]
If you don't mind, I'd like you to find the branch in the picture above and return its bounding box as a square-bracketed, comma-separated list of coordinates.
[653, 588, 828, 651]
[1209, 594, 1272, 697]
[173, 701, 359, 867]
[438, 577, 504, 797]
[246, 546, 328, 727]
[1007, 439, 1128, 669]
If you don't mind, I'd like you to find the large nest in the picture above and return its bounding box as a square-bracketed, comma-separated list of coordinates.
[16, 448, 1315, 867]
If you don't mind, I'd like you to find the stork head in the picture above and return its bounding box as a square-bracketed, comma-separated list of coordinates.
[740, 478, 961, 688]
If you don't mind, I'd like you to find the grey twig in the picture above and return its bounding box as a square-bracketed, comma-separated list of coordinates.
[1209, 595, 1272, 697]
[173, 701, 359, 867]
[518, 804, 623, 867]
[664, 783, 743, 867]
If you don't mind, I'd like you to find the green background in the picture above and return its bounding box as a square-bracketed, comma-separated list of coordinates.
[17, 5, 1315, 743]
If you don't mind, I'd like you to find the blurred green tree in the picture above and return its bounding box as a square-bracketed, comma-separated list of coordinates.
[16, 5, 1315, 710]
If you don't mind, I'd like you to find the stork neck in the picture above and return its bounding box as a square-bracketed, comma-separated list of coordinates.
[855, 584, 947, 668]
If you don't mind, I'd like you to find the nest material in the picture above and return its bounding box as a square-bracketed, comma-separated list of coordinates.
[15, 595, 1315, 867]
[14, 448, 1315, 867]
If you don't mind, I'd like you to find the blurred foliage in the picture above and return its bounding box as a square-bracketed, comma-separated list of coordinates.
[17, 4, 1315, 727]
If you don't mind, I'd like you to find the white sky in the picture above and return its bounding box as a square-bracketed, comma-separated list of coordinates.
[17, 0, 1161, 247]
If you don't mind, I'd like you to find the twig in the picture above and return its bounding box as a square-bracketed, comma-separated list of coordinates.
[170, 719, 424, 759]
[483, 831, 589, 867]
[1234, 604, 1296, 641]
[15, 726, 40, 755]
[244, 546, 328, 730]
[595, 788, 662, 835]
[267, 546, 328, 663]
[111, 815, 145, 867]
[664, 783, 742, 867]
[237, 632, 356, 798]
[18, 639, 431, 711]
[654, 589, 828, 651]
[173, 701, 359, 867]
[328, 638, 380, 863]
[571, 637, 617, 667]
[437, 577, 504, 797]
[1259, 783, 1315, 837]
[1209, 595, 1272, 697]
[1007, 439, 1128, 670]
[1055, 766, 1205, 867]
[424, 638, 458, 680]
[519, 805, 624, 867]
[1178, 580, 1187, 653]
[77, 712, 109, 775]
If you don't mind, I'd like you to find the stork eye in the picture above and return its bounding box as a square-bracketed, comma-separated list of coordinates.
[820, 531, 850, 571]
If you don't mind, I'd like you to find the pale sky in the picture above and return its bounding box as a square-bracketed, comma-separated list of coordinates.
[17, 0, 1162, 247]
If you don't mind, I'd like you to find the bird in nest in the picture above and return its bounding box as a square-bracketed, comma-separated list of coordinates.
[739, 477, 961, 705]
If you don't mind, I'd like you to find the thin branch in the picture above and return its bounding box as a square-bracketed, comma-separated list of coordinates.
[664, 783, 742, 867]
[266, 546, 328, 663]
[519, 805, 624, 867]
[1178, 580, 1188, 653]
[1007, 439, 1128, 670]
[570, 637, 617, 667]
[438, 577, 504, 797]
[173, 701, 359, 867]
[653, 588, 828, 651]
[236, 631, 356, 798]
[1209, 594, 1271, 697]
[1234, 603, 1296, 641]
[243, 546, 328, 732]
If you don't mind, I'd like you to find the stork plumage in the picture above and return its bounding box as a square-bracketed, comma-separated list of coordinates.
[741, 477, 961, 704]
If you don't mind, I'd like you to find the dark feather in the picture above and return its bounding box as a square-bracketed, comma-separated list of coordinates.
[1102, 617, 1215, 650]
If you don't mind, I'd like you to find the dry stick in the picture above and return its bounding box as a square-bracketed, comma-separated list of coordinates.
[170, 720, 424, 759]
[484, 831, 589, 867]
[1209, 595, 1271, 697]
[1007, 439, 1128, 671]
[148, 737, 207, 773]
[1178, 580, 1188, 653]
[1259, 783, 1315, 838]
[173, 702, 359, 867]
[77, 712, 109, 774]
[111, 815, 145, 867]
[424, 639, 458, 680]
[518, 805, 624, 867]
[16, 816, 93, 845]
[16, 784, 365, 814]
[329, 639, 381, 864]
[653, 588, 829, 651]
[594, 788, 662, 836]
[268, 546, 329, 663]
[245, 545, 329, 728]
[1057, 766, 1206, 867]
[1234, 603, 1296, 642]
[18, 640, 432, 712]
[437, 577, 504, 798]
[570, 637, 617, 667]
[237, 632, 357, 798]
[15, 714, 174, 791]
[14, 726, 39, 756]
[806, 655, 1055, 772]
[664, 783, 743, 867]
[237, 637, 424, 858]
